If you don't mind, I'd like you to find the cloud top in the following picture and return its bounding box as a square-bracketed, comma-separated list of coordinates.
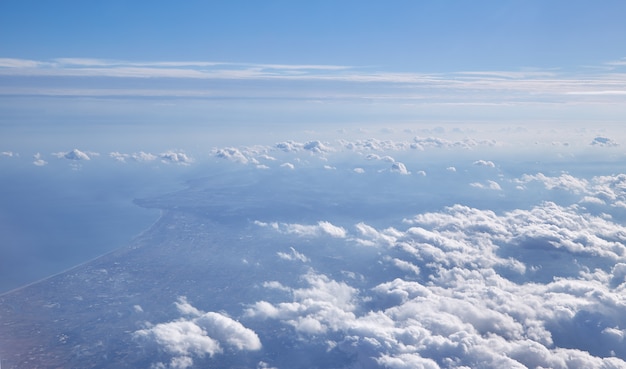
[135, 296, 260, 368]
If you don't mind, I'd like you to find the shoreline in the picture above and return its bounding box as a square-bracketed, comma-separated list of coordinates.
[0, 208, 165, 298]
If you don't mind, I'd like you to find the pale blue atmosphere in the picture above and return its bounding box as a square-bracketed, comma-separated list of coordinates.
[1, 2, 626, 369]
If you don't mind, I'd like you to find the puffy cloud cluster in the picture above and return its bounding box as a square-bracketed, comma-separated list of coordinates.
[275, 140, 332, 153]
[160, 150, 193, 165]
[134, 296, 261, 369]
[214, 147, 250, 164]
[518, 173, 626, 209]
[254, 220, 347, 238]
[247, 201, 626, 368]
[246, 272, 358, 335]
[110, 151, 157, 163]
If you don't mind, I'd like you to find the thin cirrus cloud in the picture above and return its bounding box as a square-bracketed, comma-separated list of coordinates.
[1, 57, 626, 103]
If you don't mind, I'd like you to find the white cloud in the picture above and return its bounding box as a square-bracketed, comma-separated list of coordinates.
[256, 220, 347, 239]
[246, 198, 626, 367]
[160, 150, 193, 165]
[135, 297, 261, 368]
[53, 148, 93, 161]
[472, 159, 496, 168]
[110, 151, 157, 163]
[353, 167, 365, 174]
[470, 180, 502, 190]
[303, 140, 332, 153]
[390, 162, 410, 175]
[275, 141, 303, 152]
[32, 152, 47, 166]
[214, 147, 249, 164]
[277, 247, 310, 263]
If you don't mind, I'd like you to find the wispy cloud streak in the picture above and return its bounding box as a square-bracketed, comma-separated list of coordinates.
[2, 58, 626, 104]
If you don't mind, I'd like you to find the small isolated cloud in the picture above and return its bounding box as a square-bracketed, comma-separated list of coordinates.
[591, 136, 619, 147]
[473, 159, 496, 168]
[280, 162, 295, 169]
[353, 167, 365, 174]
[255, 220, 347, 238]
[160, 150, 193, 165]
[32, 152, 47, 166]
[446, 166, 456, 172]
[390, 162, 410, 175]
[134, 297, 261, 369]
[1, 151, 17, 158]
[277, 247, 310, 263]
[53, 148, 93, 161]
[470, 180, 502, 190]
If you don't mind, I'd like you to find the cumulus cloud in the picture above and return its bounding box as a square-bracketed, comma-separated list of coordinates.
[110, 151, 157, 163]
[135, 296, 261, 368]
[214, 147, 249, 164]
[390, 162, 410, 175]
[255, 220, 347, 238]
[248, 199, 626, 368]
[517, 173, 626, 209]
[32, 152, 47, 166]
[472, 159, 496, 167]
[303, 140, 331, 153]
[53, 148, 94, 161]
[275, 140, 332, 154]
[470, 180, 502, 190]
[160, 150, 193, 165]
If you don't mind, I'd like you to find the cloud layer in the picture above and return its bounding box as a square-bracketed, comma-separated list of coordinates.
[245, 195, 626, 368]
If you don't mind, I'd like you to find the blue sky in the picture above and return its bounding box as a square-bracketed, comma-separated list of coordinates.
[2, 1, 626, 70]
[1, 1, 626, 151]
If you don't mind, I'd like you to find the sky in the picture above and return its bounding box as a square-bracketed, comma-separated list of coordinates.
[3, 2, 626, 368]
[1, 1, 626, 153]
[2, 1, 626, 70]
[1, 0, 626, 286]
